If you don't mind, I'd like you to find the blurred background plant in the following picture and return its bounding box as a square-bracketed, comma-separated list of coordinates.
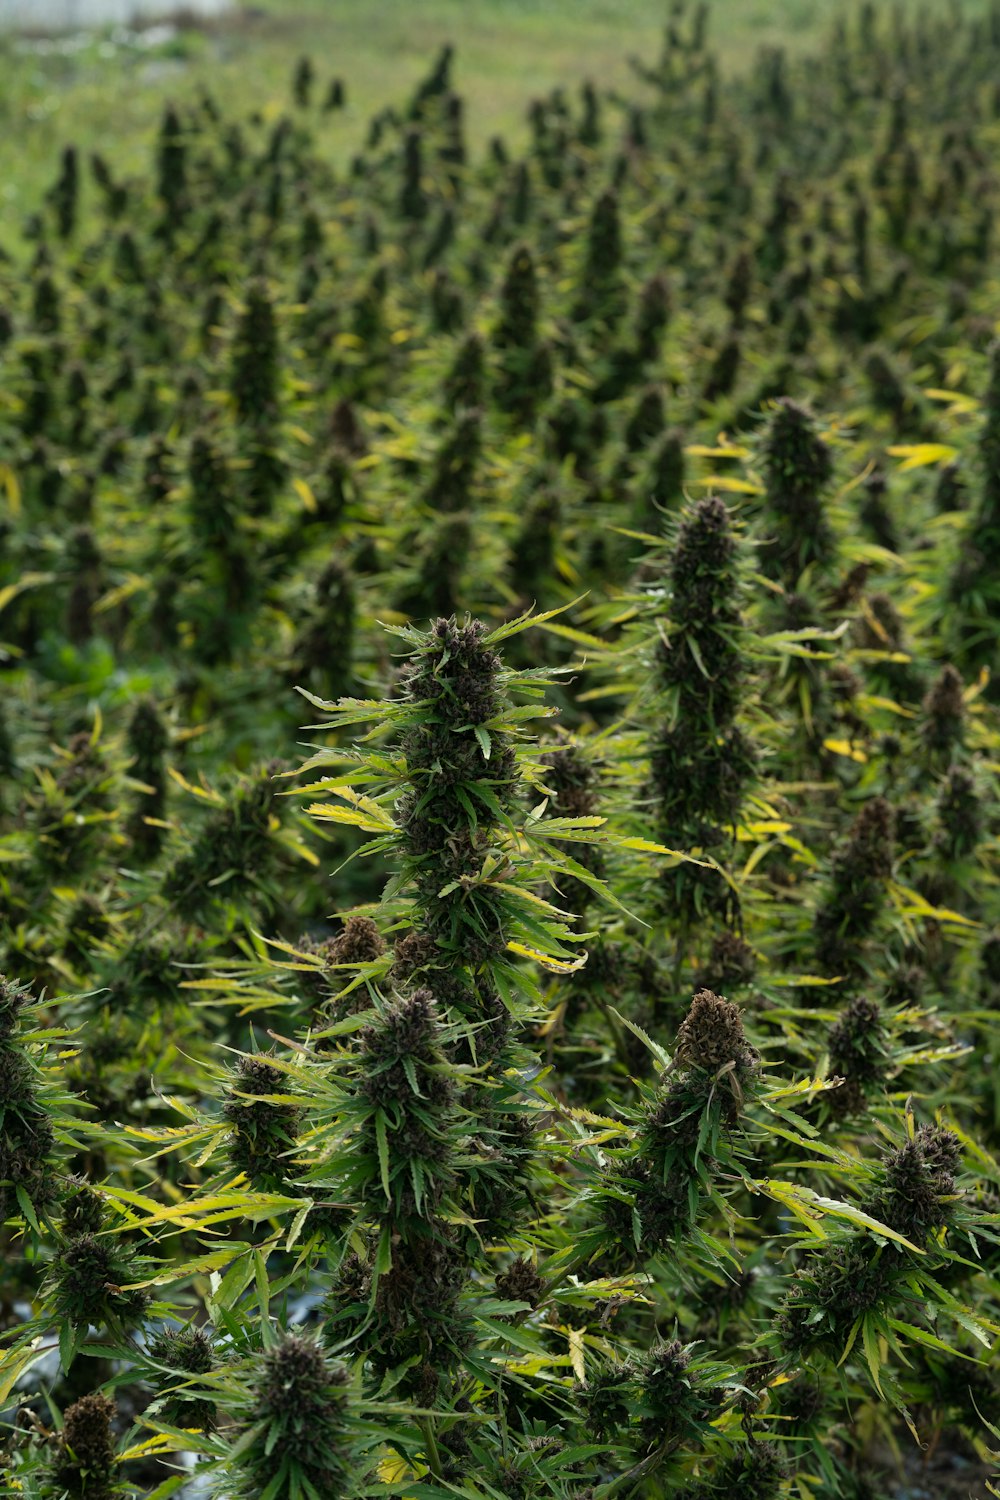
[0, 1, 998, 1496]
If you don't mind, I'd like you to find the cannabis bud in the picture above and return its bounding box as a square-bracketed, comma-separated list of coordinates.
[443, 331, 486, 411]
[61, 1179, 107, 1238]
[815, 797, 895, 973]
[399, 127, 427, 221]
[47, 1231, 150, 1332]
[935, 765, 983, 860]
[494, 1255, 545, 1309]
[864, 1123, 962, 1246]
[673, 988, 759, 1080]
[634, 271, 671, 362]
[711, 1440, 788, 1498]
[147, 1324, 217, 1430]
[164, 766, 282, 918]
[496, 243, 539, 349]
[223, 1054, 301, 1192]
[0, 974, 58, 1223]
[635, 1339, 724, 1450]
[601, 990, 761, 1259]
[357, 989, 456, 1212]
[759, 397, 835, 582]
[921, 664, 966, 757]
[230, 277, 280, 425]
[328, 914, 386, 967]
[827, 994, 889, 1115]
[575, 187, 624, 324]
[292, 559, 357, 701]
[696, 931, 757, 992]
[126, 695, 169, 860]
[581, 1363, 634, 1442]
[237, 1333, 354, 1500]
[51, 1392, 117, 1500]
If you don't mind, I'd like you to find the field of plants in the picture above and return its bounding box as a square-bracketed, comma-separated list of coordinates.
[0, 0, 999, 1496]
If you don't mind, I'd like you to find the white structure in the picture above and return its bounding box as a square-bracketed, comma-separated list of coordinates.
[0, 0, 233, 28]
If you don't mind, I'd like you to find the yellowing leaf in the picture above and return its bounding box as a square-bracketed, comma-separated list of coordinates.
[0, 1341, 46, 1406]
[618, 838, 714, 865]
[759, 1180, 829, 1241]
[0, 571, 56, 615]
[769, 973, 845, 987]
[506, 941, 587, 973]
[167, 767, 225, 804]
[307, 805, 387, 829]
[120, 1434, 193, 1461]
[822, 739, 867, 763]
[109, 1189, 300, 1232]
[292, 476, 317, 513]
[922, 387, 980, 414]
[540, 621, 607, 649]
[274, 833, 321, 866]
[568, 1326, 587, 1383]
[306, 785, 395, 832]
[685, 444, 750, 459]
[94, 575, 148, 614]
[887, 443, 959, 471]
[741, 842, 774, 878]
[379, 1455, 415, 1484]
[889, 882, 979, 927]
[754, 1180, 925, 1252]
[692, 475, 764, 494]
[0, 462, 22, 516]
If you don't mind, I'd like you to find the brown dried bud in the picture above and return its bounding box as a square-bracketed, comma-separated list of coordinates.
[674, 989, 759, 1078]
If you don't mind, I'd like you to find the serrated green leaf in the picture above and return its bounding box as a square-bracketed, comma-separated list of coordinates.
[375, 1109, 392, 1201]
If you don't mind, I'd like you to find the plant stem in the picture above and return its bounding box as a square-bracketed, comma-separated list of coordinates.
[420, 1416, 444, 1480]
[593, 1441, 670, 1500]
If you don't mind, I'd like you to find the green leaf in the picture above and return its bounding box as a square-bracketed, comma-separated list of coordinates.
[838, 1314, 863, 1366]
[861, 1316, 886, 1398]
[260, 1461, 290, 1500]
[484, 594, 587, 644]
[474, 1316, 550, 1357]
[254, 1249, 272, 1327]
[473, 726, 492, 760]
[369, 1221, 393, 1311]
[15, 1184, 41, 1234]
[401, 1055, 423, 1097]
[144, 1479, 189, 1500]
[375, 1110, 392, 1201]
[409, 1157, 425, 1216]
[59, 1318, 81, 1373]
[526, 815, 607, 839]
[286, 1201, 313, 1253]
[915, 1274, 998, 1345]
[375, 1221, 393, 1276]
[886, 1318, 983, 1360]
[607, 1007, 671, 1070]
[211, 1249, 255, 1312]
[685, 632, 710, 678]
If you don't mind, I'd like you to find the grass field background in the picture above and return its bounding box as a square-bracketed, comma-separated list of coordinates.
[0, 0, 989, 243]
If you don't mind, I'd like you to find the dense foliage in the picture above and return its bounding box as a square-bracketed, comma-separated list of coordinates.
[0, 2, 999, 1497]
